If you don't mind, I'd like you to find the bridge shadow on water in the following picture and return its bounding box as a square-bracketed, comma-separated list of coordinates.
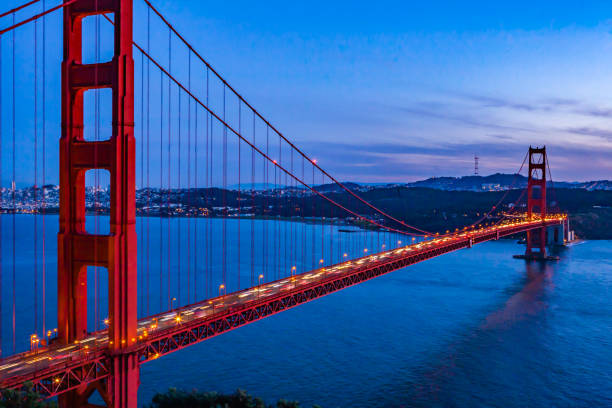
[378, 260, 561, 408]
[481, 262, 554, 330]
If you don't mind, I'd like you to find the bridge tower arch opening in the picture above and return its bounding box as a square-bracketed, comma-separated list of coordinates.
[58, 0, 138, 406]
[525, 146, 547, 258]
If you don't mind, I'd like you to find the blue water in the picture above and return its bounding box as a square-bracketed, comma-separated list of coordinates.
[138, 238, 612, 407]
[1, 215, 611, 407]
[0, 214, 406, 352]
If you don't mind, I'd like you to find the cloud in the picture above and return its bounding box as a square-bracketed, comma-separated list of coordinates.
[451, 92, 543, 112]
[565, 126, 612, 141]
[299, 137, 612, 183]
[572, 107, 612, 118]
[396, 104, 537, 133]
[543, 98, 581, 107]
[438, 89, 612, 121]
[488, 134, 515, 141]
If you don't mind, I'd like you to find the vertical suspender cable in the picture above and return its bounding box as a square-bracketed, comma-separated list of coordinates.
[285, 146, 289, 275]
[274, 152, 277, 279]
[286, 145, 290, 274]
[311, 162, 315, 270]
[205, 67, 209, 299]
[41, 0, 46, 339]
[208, 70, 213, 298]
[159, 70, 163, 312]
[166, 28, 171, 309]
[93, 11, 97, 330]
[34, 17, 38, 334]
[290, 149, 294, 272]
[222, 85, 227, 289]
[292, 151, 296, 272]
[0, 23, 3, 358]
[277, 136, 281, 278]
[250, 112, 255, 287]
[146, 6, 151, 316]
[187, 51, 191, 304]
[194, 89, 198, 302]
[193, 73, 198, 302]
[139, 46, 144, 315]
[320, 173, 324, 265]
[12, 12, 16, 353]
[177, 87, 181, 305]
[301, 157, 305, 274]
[264, 126, 269, 282]
[237, 101, 241, 290]
[328, 175, 332, 265]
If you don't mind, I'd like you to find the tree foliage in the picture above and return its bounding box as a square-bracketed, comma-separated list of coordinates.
[0, 383, 56, 408]
[144, 388, 321, 408]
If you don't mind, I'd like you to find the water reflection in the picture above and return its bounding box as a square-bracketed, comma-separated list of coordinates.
[483, 261, 554, 329]
[407, 260, 558, 407]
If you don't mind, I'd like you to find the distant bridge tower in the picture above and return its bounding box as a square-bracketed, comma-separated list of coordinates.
[525, 146, 547, 258]
[474, 155, 479, 175]
[58, 0, 138, 407]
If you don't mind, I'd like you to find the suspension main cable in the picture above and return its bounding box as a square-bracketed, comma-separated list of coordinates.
[0, 0, 80, 36]
[99, 13, 423, 237]
[138, 0, 431, 235]
[0, 0, 39, 19]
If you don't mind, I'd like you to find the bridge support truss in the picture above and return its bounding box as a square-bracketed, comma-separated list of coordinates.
[59, 0, 138, 406]
[525, 146, 547, 258]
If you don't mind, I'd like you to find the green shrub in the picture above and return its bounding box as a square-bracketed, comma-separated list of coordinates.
[144, 388, 320, 408]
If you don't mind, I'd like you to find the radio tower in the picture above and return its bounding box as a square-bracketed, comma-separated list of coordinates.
[474, 155, 479, 175]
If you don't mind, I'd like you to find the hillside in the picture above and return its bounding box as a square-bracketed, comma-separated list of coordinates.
[401, 173, 612, 192]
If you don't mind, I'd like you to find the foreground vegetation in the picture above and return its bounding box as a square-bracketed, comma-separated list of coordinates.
[0, 387, 319, 408]
[0, 384, 56, 408]
[145, 388, 320, 408]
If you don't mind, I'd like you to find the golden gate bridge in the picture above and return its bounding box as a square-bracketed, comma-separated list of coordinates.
[0, 1, 568, 406]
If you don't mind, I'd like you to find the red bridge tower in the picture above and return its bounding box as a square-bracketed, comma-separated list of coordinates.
[525, 146, 547, 258]
[58, 0, 138, 406]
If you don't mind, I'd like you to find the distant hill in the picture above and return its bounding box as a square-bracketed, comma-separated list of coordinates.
[227, 175, 612, 192]
[373, 173, 612, 192]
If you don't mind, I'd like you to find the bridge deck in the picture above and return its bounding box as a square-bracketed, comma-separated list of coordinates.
[0, 217, 565, 397]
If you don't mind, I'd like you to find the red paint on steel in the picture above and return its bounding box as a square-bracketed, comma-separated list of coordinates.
[525, 146, 547, 257]
[58, 0, 137, 406]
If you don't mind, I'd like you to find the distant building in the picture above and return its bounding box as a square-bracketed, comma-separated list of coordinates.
[481, 183, 503, 191]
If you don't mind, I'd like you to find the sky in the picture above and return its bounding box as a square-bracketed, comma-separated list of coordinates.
[148, 0, 612, 182]
[1, 0, 612, 184]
